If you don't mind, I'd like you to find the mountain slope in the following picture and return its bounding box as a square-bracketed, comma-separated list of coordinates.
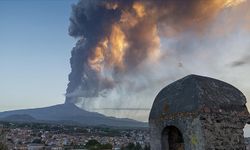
[0, 103, 147, 127]
[2, 114, 36, 122]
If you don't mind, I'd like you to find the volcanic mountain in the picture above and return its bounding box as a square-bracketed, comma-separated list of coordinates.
[0, 103, 147, 127]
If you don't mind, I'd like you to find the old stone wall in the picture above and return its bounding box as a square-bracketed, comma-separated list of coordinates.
[150, 114, 206, 150]
[149, 75, 249, 150]
[200, 112, 246, 150]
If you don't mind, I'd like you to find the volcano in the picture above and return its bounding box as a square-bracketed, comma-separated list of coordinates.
[0, 103, 147, 127]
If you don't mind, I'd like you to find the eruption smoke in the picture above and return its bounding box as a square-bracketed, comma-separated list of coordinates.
[65, 0, 249, 120]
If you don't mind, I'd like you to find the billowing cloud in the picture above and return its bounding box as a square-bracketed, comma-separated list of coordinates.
[65, 0, 250, 121]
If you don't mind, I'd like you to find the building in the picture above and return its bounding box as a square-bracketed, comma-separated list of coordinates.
[149, 74, 249, 150]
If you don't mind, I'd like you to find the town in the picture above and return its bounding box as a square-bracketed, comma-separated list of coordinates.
[0, 122, 150, 150]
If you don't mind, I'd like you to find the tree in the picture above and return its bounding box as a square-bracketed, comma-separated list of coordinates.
[100, 143, 113, 149]
[0, 127, 8, 150]
[144, 145, 150, 150]
[85, 139, 113, 150]
[121, 142, 144, 150]
[0, 142, 8, 150]
[126, 143, 136, 149]
[85, 139, 101, 150]
[135, 143, 142, 150]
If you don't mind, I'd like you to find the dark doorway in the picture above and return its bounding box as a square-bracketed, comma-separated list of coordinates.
[161, 126, 184, 150]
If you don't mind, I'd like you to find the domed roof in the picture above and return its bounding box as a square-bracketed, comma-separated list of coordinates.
[149, 74, 247, 119]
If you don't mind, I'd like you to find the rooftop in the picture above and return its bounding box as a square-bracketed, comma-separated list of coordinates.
[150, 74, 247, 119]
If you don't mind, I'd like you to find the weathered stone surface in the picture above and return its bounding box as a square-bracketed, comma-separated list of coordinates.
[149, 74, 249, 150]
[201, 113, 246, 149]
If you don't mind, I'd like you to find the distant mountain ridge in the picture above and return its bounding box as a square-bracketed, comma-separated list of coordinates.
[2, 114, 36, 122]
[0, 103, 147, 127]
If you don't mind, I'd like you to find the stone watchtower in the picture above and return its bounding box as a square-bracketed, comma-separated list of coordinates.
[149, 75, 249, 150]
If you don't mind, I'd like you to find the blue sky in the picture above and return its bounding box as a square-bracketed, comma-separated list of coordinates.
[0, 0, 77, 111]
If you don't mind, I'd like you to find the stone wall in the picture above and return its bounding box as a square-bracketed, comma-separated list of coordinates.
[150, 114, 206, 150]
[245, 137, 250, 150]
[200, 112, 246, 150]
[149, 75, 249, 150]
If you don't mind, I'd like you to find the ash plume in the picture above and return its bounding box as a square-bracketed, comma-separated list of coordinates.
[65, 0, 249, 120]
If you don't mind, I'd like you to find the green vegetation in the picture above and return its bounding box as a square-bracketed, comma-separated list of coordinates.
[0, 142, 8, 150]
[0, 126, 8, 150]
[85, 139, 113, 150]
[121, 142, 150, 150]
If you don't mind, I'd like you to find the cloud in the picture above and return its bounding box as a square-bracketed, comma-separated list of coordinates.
[65, 0, 250, 121]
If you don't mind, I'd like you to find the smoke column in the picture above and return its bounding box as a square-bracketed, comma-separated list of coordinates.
[65, 0, 249, 120]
